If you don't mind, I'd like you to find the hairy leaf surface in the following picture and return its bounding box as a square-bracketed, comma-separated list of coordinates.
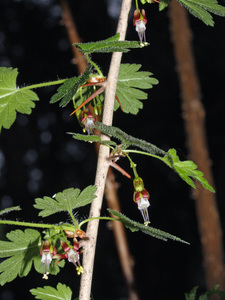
[108, 209, 189, 244]
[0, 229, 41, 285]
[0, 67, 39, 131]
[115, 64, 159, 114]
[0, 206, 21, 216]
[95, 123, 214, 191]
[34, 186, 97, 217]
[177, 0, 225, 26]
[30, 283, 72, 300]
[74, 34, 149, 54]
[50, 65, 92, 107]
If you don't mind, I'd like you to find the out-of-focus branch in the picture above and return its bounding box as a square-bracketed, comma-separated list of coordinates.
[60, 1, 138, 299]
[169, 0, 225, 293]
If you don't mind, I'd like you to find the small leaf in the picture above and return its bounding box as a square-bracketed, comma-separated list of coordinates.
[30, 283, 72, 300]
[50, 65, 92, 107]
[69, 132, 117, 147]
[34, 186, 97, 217]
[116, 64, 159, 114]
[108, 209, 190, 244]
[70, 133, 102, 143]
[74, 34, 149, 54]
[185, 285, 225, 300]
[0, 206, 21, 216]
[185, 286, 199, 300]
[164, 149, 215, 192]
[0, 67, 39, 131]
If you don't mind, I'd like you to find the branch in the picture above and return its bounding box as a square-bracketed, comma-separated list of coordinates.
[78, 1, 133, 299]
[169, 0, 225, 292]
[60, 1, 139, 299]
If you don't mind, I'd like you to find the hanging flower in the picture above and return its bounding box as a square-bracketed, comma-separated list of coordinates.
[133, 9, 147, 43]
[80, 111, 96, 135]
[60, 239, 83, 275]
[39, 240, 57, 280]
[133, 177, 150, 225]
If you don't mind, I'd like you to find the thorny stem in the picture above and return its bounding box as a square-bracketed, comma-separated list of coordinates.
[78, 1, 132, 299]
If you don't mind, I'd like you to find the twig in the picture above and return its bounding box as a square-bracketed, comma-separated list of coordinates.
[169, 0, 225, 292]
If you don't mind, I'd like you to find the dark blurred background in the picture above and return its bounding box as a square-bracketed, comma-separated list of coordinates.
[0, 0, 225, 299]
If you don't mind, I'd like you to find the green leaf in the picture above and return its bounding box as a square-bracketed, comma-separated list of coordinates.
[185, 286, 199, 300]
[108, 209, 190, 244]
[116, 64, 158, 114]
[177, 0, 225, 26]
[185, 285, 225, 300]
[50, 65, 92, 107]
[69, 132, 117, 147]
[164, 149, 215, 192]
[30, 283, 72, 300]
[74, 34, 149, 54]
[0, 229, 41, 285]
[94, 123, 214, 192]
[34, 186, 97, 217]
[0, 67, 39, 131]
[0, 206, 21, 216]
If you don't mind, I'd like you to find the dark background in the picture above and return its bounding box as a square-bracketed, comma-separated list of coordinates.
[0, 0, 225, 299]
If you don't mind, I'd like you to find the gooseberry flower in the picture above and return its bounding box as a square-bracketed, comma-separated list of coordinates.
[81, 111, 95, 135]
[133, 9, 147, 43]
[60, 239, 83, 275]
[133, 177, 150, 225]
[39, 240, 57, 280]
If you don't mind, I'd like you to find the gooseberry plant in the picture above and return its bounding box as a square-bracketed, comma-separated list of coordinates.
[0, 0, 225, 299]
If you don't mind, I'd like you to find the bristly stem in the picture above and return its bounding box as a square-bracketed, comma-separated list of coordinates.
[19, 79, 67, 91]
[85, 54, 103, 77]
[0, 220, 77, 232]
[79, 216, 119, 228]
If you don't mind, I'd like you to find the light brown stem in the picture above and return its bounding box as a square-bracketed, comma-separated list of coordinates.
[60, 1, 139, 299]
[169, 0, 225, 293]
[78, 1, 132, 299]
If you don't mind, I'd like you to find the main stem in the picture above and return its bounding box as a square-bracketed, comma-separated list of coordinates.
[78, 1, 132, 299]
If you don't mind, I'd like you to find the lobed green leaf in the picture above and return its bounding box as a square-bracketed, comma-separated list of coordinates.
[0, 229, 42, 285]
[0, 67, 39, 132]
[34, 186, 97, 217]
[30, 283, 72, 300]
[115, 64, 159, 114]
[108, 209, 189, 244]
